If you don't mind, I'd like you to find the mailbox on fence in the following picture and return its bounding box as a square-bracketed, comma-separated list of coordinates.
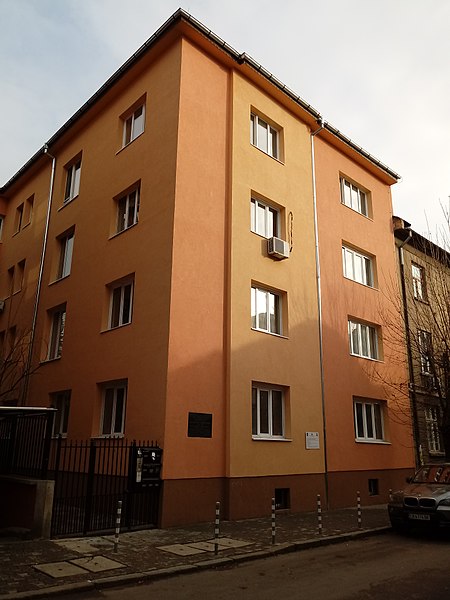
[129, 445, 162, 490]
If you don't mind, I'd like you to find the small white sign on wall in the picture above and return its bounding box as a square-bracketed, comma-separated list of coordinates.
[305, 431, 320, 449]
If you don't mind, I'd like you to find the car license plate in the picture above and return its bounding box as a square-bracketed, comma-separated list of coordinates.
[408, 513, 430, 521]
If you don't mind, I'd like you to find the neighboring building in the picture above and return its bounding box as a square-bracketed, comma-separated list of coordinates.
[0, 9, 414, 527]
[394, 217, 450, 464]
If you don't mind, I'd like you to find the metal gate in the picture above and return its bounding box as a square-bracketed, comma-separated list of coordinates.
[50, 438, 162, 537]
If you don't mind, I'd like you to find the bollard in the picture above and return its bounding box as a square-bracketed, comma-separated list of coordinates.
[114, 500, 123, 553]
[271, 497, 276, 545]
[317, 494, 323, 535]
[357, 491, 362, 529]
[214, 501, 220, 555]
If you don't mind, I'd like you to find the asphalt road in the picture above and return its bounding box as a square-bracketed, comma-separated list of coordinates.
[63, 531, 450, 600]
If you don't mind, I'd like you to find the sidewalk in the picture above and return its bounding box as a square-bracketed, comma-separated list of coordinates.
[0, 505, 391, 599]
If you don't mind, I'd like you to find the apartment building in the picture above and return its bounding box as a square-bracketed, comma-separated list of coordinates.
[0, 10, 414, 527]
[394, 218, 450, 464]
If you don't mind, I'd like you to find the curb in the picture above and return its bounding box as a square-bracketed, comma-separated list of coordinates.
[0, 527, 391, 599]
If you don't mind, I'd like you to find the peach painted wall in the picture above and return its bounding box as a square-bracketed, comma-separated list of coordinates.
[228, 72, 324, 478]
[162, 39, 228, 480]
[315, 136, 414, 473]
[23, 40, 184, 442]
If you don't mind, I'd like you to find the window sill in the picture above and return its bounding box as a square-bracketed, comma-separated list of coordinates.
[355, 438, 391, 445]
[92, 434, 125, 439]
[251, 143, 284, 165]
[343, 276, 378, 291]
[49, 275, 70, 286]
[340, 202, 373, 221]
[59, 194, 79, 210]
[109, 223, 138, 240]
[252, 436, 292, 442]
[116, 132, 144, 155]
[40, 356, 62, 365]
[101, 322, 132, 334]
[251, 328, 288, 340]
[349, 353, 383, 363]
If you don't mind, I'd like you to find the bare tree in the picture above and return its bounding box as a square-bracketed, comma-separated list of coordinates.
[372, 214, 450, 463]
[0, 327, 40, 406]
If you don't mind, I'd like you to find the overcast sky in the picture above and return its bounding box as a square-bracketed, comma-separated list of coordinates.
[1, 0, 449, 239]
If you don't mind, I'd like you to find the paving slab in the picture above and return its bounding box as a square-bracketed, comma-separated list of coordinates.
[157, 543, 206, 556]
[33, 561, 88, 578]
[54, 540, 103, 554]
[188, 541, 220, 552]
[70, 555, 125, 573]
[208, 537, 253, 549]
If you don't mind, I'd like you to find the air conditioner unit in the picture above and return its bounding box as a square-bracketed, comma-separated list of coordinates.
[267, 237, 289, 260]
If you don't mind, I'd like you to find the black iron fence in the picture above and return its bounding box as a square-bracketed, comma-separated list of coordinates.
[0, 409, 55, 478]
[50, 437, 162, 537]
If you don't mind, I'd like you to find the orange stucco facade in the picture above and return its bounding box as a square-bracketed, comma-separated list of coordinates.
[0, 11, 414, 527]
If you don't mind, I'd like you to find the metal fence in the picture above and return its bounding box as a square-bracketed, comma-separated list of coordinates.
[50, 437, 162, 537]
[0, 409, 55, 478]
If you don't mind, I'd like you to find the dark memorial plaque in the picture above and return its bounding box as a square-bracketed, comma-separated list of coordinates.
[188, 412, 212, 438]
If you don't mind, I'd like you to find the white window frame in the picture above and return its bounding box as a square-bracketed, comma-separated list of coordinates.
[418, 330, 433, 375]
[51, 390, 71, 437]
[348, 319, 379, 360]
[354, 400, 384, 442]
[0, 215, 4, 241]
[116, 187, 140, 233]
[64, 160, 81, 203]
[58, 231, 74, 279]
[342, 245, 374, 287]
[250, 198, 279, 238]
[425, 406, 443, 454]
[48, 307, 66, 360]
[250, 113, 279, 159]
[109, 279, 134, 329]
[340, 177, 369, 217]
[252, 384, 285, 439]
[123, 105, 145, 146]
[251, 286, 282, 335]
[412, 263, 426, 301]
[101, 382, 127, 436]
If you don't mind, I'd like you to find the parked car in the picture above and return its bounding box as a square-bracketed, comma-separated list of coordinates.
[388, 463, 450, 531]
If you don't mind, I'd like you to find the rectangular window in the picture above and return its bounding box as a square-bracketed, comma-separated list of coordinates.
[123, 105, 145, 146]
[13, 260, 25, 294]
[64, 159, 81, 203]
[24, 195, 34, 225]
[354, 400, 384, 442]
[412, 263, 426, 301]
[251, 286, 281, 335]
[101, 382, 127, 436]
[250, 198, 279, 238]
[48, 306, 66, 360]
[51, 390, 71, 437]
[348, 319, 379, 359]
[418, 330, 433, 375]
[0, 216, 4, 241]
[250, 113, 279, 159]
[7, 266, 15, 296]
[425, 406, 442, 453]
[109, 279, 133, 329]
[342, 246, 374, 287]
[116, 186, 140, 233]
[15, 204, 24, 233]
[252, 384, 284, 439]
[340, 177, 369, 217]
[58, 231, 74, 279]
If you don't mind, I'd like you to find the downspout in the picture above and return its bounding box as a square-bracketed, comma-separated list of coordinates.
[397, 229, 421, 466]
[310, 118, 329, 507]
[21, 145, 56, 404]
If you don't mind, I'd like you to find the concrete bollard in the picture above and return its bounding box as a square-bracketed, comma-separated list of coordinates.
[114, 500, 123, 553]
[214, 501, 220, 555]
[317, 494, 323, 535]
